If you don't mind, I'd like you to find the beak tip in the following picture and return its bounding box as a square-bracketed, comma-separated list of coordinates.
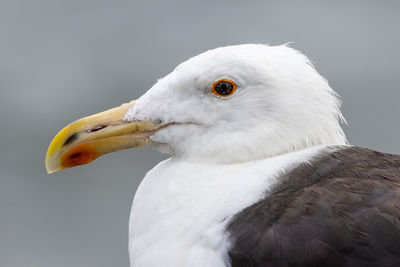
[45, 164, 56, 174]
[45, 154, 61, 174]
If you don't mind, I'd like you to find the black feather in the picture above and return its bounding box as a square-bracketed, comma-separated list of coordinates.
[227, 146, 400, 267]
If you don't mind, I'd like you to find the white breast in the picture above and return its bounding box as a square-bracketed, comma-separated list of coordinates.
[129, 145, 329, 267]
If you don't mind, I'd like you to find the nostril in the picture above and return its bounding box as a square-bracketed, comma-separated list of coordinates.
[85, 125, 107, 133]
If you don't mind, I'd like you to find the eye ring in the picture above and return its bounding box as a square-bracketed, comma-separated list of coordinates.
[212, 79, 237, 97]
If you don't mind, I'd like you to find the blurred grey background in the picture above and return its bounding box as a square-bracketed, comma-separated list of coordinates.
[1, 0, 399, 266]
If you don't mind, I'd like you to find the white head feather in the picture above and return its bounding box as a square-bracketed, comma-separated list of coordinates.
[124, 44, 347, 163]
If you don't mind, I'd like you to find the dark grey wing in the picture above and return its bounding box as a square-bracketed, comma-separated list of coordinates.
[227, 147, 400, 267]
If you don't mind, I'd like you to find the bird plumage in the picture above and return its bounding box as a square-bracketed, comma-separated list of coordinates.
[125, 44, 400, 266]
[228, 146, 400, 266]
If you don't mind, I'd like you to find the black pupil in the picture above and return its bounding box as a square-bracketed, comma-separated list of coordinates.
[215, 81, 233, 95]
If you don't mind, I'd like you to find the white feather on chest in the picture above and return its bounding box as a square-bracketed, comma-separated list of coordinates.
[129, 145, 328, 267]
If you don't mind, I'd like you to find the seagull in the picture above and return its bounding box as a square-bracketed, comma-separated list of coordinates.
[45, 44, 400, 267]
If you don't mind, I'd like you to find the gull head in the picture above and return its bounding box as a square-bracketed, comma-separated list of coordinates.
[125, 44, 346, 162]
[46, 44, 347, 172]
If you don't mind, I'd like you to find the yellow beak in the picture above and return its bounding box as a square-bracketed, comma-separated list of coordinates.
[45, 100, 164, 174]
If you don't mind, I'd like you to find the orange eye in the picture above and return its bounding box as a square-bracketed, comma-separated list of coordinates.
[212, 79, 236, 97]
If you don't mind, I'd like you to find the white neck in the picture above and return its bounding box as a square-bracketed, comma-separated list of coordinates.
[128, 144, 332, 267]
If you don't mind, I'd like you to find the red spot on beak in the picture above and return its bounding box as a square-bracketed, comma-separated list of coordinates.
[60, 143, 99, 169]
